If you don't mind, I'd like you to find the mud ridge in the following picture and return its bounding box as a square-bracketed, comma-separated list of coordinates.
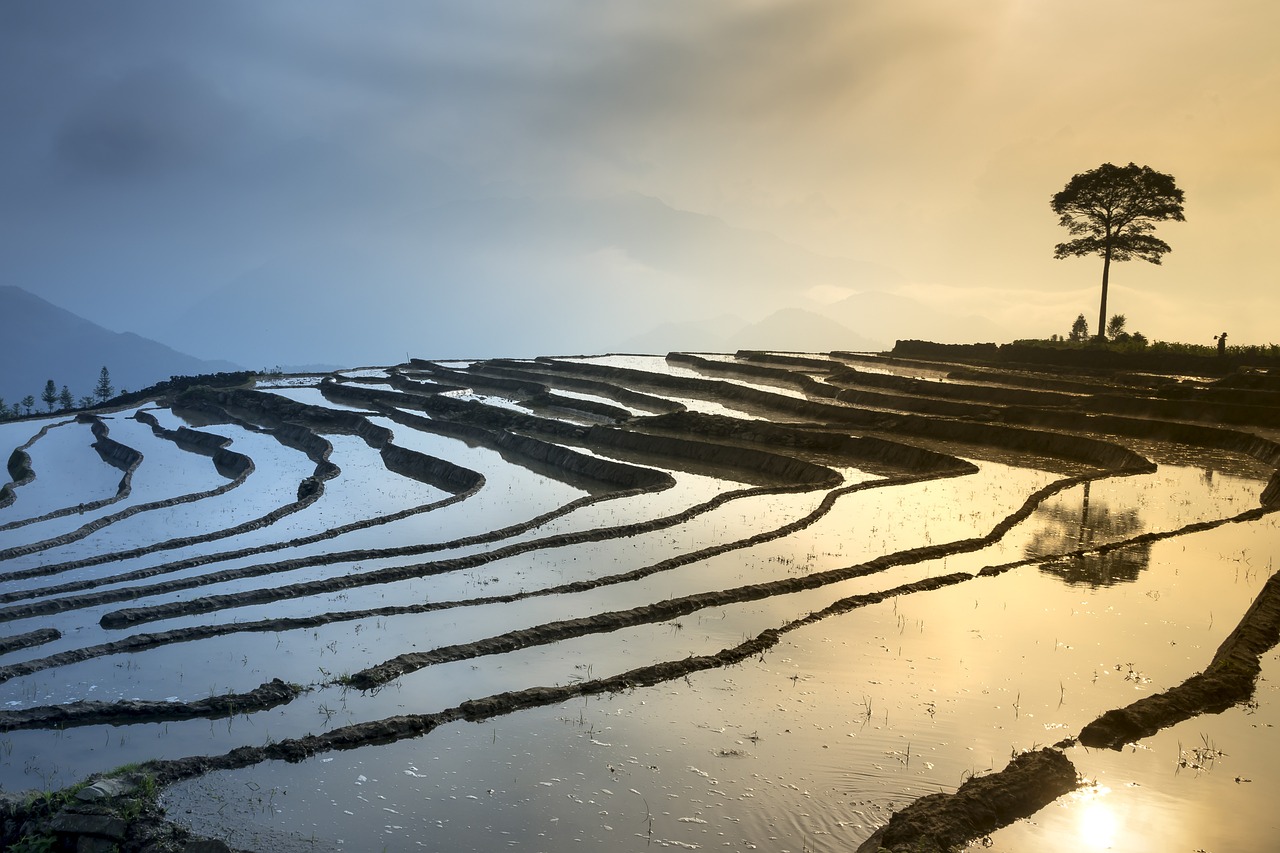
[0, 473, 960, 682]
[671, 351, 1004, 419]
[346, 465, 1123, 690]
[369, 404, 675, 491]
[0, 408, 494, 590]
[541, 356, 1157, 474]
[325, 379, 841, 488]
[0, 678, 302, 732]
[855, 748, 1079, 853]
[140, 573, 975, 789]
[0, 418, 150, 562]
[0, 420, 139, 532]
[0, 627, 60, 655]
[0, 397, 376, 582]
[1078, 567, 1280, 749]
[92, 481, 831, 630]
[474, 359, 685, 414]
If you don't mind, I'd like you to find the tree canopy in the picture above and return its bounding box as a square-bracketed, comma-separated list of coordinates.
[1051, 162, 1185, 339]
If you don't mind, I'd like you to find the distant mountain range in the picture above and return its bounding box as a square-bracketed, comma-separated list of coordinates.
[166, 192, 910, 366]
[0, 286, 240, 405]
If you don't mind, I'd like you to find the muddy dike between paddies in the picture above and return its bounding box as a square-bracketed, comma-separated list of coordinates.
[2, 351, 1279, 852]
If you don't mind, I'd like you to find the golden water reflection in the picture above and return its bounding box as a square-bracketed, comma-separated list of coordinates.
[1076, 788, 1118, 849]
[1026, 482, 1153, 587]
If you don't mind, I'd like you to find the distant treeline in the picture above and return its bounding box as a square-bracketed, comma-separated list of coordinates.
[891, 340, 1280, 377]
[0, 369, 256, 421]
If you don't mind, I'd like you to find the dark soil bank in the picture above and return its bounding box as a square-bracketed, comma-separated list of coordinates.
[856, 748, 1079, 853]
[1079, 568, 1280, 748]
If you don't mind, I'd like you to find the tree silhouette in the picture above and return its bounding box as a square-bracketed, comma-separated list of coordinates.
[59, 385, 74, 411]
[21, 395, 35, 416]
[41, 379, 58, 413]
[1026, 482, 1151, 587]
[1051, 163, 1185, 340]
[94, 366, 114, 403]
[1069, 313, 1089, 342]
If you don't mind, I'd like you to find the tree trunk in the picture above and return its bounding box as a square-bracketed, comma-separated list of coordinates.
[1096, 244, 1112, 341]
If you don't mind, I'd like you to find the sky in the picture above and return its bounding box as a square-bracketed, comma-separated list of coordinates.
[1, 1, 1277, 365]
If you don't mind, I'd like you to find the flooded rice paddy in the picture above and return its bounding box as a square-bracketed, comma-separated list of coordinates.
[2, 352, 1279, 851]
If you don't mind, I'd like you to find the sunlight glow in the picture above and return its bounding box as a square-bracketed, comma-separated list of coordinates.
[1079, 798, 1119, 849]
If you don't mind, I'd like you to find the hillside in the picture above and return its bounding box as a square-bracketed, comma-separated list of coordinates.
[0, 286, 240, 404]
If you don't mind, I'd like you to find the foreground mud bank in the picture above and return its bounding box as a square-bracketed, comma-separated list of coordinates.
[1079, 568, 1280, 748]
[856, 748, 1079, 853]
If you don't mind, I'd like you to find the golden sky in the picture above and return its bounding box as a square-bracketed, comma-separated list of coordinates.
[2, 1, 1277, 360]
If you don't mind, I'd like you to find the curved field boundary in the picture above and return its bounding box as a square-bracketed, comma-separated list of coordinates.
[0, 394, 486, 586]
[403, 361, 635, 423]
[0, 418, 149, 562]
[343, 462, 1147, 690]
[0, 467, 966, 683]
[339, 363, 1155, 481]
[474, 360, 686, 414]
[91, 479, 839, 630]
[534, 357, 1158, 474]
[367, 404, 675, 492]
[671, 352, 1004, 418]
[0, 627, 60, 656]
[825, 365, 1083, 409]
[0, 679, 302, 732]
[996, 405, 1280, 504]
[0, 412, 136, 517]
[861, 513, 1280, 853]
[856, 748, 1079, 853]
[0, 419, 106, 525]
[1078, 567, 1280, 749]
[0, 484, 779, 626]
[170, 501, 1280, 827]
[7, 479, 1269, 737]
[78, 413, 977, 629]
[134, 572, 976, 790]
[0, 438, 680, 604]
[323, 380, 850, 488]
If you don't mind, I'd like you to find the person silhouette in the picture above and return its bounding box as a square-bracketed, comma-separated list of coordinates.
[1216, 332, 1227, 356]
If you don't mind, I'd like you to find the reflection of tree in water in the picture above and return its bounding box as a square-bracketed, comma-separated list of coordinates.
[1026, 482, 1152, 587]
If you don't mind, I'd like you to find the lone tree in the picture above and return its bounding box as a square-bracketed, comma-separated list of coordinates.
[94, 366, 114, 403]
[1051, 162, 1185, 340]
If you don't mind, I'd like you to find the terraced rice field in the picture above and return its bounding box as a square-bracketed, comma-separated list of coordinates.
[2, 351, 1279, 851]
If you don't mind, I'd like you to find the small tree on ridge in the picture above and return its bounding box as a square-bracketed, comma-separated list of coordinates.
[1069, 313, 1089, 342]
[94, 366, 114, 403]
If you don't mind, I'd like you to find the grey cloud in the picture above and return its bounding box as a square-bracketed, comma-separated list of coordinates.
[53, 63, 242, 178]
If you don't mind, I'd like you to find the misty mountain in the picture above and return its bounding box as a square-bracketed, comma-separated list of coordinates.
[166, 193, 906, 366]
[726, 307, 885, 353]
[619, 314, 745, 354]
[0, 286, 240, 405]
[825, 290, 1009, 347]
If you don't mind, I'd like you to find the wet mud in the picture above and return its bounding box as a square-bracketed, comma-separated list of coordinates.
[0, 679, 302, 732]
[856, 748, 1079, 853]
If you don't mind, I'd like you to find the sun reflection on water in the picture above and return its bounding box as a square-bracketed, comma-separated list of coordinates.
[1078, 790, 1118, 849]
